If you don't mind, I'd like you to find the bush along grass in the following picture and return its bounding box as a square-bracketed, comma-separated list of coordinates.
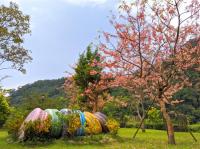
[23, 116, 52, 143]
[106, 118, 120, 135]
[188, 123, 200, 132]
[4, 109, 27, 141]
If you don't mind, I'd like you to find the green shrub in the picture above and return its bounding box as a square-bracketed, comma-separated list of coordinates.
[4, 108, 26, 140]
[125, 119, 139, 128]
[144, 122, 165, 130]
[0, 93, 10, 127]
[106, 118, 120, 135]
[23, 116, 52, 142]
[146, 107, 163, 124]
[125, 123, 137, 128]
[143, 107, 164, 130]
[188, 123, 200, 132]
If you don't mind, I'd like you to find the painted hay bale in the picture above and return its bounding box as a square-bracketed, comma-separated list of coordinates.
[45, 109, 62, 138]
[60, 109, 72, 115]
[66, 110, 85, 136]
[60, 109, 72, 137]
[18, 108, 49, 140]
[73, 110, 86, 136]
[94, 112, 109, 133]
[84, 112, 102, 134]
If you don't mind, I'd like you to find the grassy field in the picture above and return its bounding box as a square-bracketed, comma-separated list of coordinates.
[0, 128, 200, 149]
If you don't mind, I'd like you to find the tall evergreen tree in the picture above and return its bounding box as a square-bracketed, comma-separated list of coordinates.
[73, 45, 102, 111]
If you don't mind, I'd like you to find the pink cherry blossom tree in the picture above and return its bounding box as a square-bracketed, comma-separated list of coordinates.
[99, 0, 200, 144]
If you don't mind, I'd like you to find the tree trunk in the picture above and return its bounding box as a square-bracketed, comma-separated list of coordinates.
[159, 100, 176, 144]
[136, 100, 146, 132]
[141, 121, 145, 132]
[92, 100, 98, 113]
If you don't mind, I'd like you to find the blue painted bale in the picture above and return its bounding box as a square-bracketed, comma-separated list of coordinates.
[73, 110, 86, 136]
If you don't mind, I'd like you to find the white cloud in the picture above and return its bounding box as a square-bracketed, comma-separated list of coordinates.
[62, 0, 107, 6]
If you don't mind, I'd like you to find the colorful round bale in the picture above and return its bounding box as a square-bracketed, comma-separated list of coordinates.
[84, 112, 102, 134]
[73, 110, 86, 136]
[94, 112, 109, 133]
[18, 108, 49, 140]
[60, 109, 72, 115]
[45, 109, 62, 138]
[60, 108, 72, 137]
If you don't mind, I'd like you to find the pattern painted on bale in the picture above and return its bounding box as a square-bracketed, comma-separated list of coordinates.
[94, 112, 109, 133]
[60, 109, 72, 115]
[60, 108, 72, 137]
[84, 112, 102, 134]
[18, 108, 49, 140]
[45, 109, 62, 138]
[73, 110, 86, 136]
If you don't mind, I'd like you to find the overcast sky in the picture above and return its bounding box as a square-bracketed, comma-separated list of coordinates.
[1, 0, 122, 89]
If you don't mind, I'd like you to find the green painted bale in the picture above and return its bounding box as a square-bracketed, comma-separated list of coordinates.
[45, 109, 62, 138]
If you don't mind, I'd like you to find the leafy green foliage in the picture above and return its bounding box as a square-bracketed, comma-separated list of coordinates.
[20, 95, 68, 112]
[147, 107, 163, 124]
[0, 93, 10, 127]
[104, 88, 131, 124]
[173, 69, 200, 123]
[103, 99, 131, 127]
[0, 2, 32, 73]
[73, 45, 102, 110]
[4, 108, 26, 140]
[188, 123, 200, 132]
[23, 116, 52, 142]
[144, 107, 164, 130]
[74, 46, 101, 90]
[106, 118, 119, 135]
[67, 114, 81, 136]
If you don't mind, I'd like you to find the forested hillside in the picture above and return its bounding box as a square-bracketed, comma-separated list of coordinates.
[9, 78, 65, 105]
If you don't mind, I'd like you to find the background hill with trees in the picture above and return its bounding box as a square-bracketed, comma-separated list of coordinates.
[9, 78, 66, 105]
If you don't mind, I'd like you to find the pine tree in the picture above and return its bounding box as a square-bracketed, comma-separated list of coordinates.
[73, 45, 102, 111]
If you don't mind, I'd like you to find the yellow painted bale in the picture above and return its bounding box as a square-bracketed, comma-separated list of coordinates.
[84, 112, 102, 134]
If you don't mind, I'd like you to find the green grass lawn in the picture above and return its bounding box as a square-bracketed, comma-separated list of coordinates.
[0, 128, 200, 149]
